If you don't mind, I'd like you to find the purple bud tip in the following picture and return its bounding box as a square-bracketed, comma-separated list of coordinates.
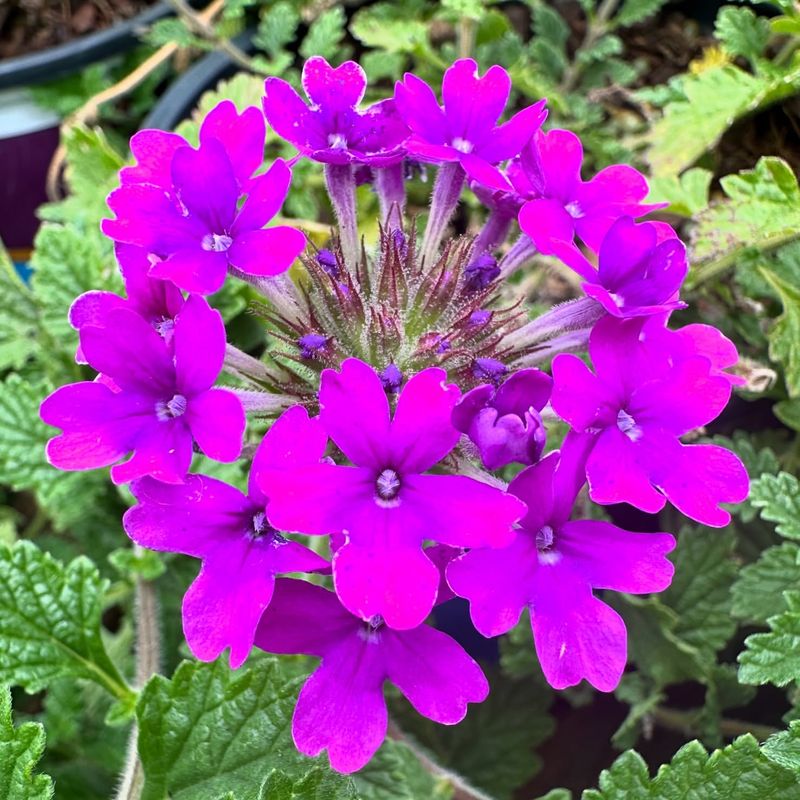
[379, 363, 403, 393]
[298, 333, 329, 359]
[316, 249, 339, 277]
[436, 339, 451, 354]
[155, 393, 187, 421]
[473, 357, 507, 384]
[391, 228, 408, 259]
[469, 310, 492, 327]
[464, 253, 500, 292]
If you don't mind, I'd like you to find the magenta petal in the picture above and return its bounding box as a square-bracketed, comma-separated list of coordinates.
[447, 532, 537, 637]
[199, 100, 266, 187]
[389, 367, 460, 473]
[518, 198, 576, 255]
[149, 247, 229, 295]
[124, 474, 251, 558]
[333, 505, 439, 629]
[384, 625, 489, 723]
[302, 57, 367, 111]
[171, 139, 238, 232]
[227, 227, 306, 277]
[110, 418, 193, 485]
[442, 60, 510, 141]
[319, 359, 391, 469]
[551, 354, 620, 431]
[122, 129, 187, 187]
[403, 473, 522, 549]
[79, 308, 174, 395]
[187, 388, 245, 462]
[558, 520, 675, 593]
[597, 218, 658, 289]
[477, 100, 548, 164]
[249, 405, 328, 505]
[232, 159, 292, 233]
[493, 368, 552, 416]
[586, 427, 665, 513]
[262, 463, 372, 535]
[116, 243, 184, 320]
[255, 579, 357, 658]
[42, 382, 149, 470]
[531, 566, 627, 692]
[394, 73, 448, 144]
[262, 77, 326, 151]
[69, 291, 126, 334]
[538, 128, 583, 201]
[508, 453, 558, 534]
[292, 639, 387, 774]
[460, 154, 511, 192]
[174, 295, 225, 396]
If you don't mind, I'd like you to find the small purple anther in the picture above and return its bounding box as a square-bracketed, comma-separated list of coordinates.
[376, 468, 401, 501]
[379, 364, 403, 393]
[155, 393, 187, 421]
[473, 357, 507, 384]
[469, 310, 492, 327]
[464, 254, 500, 292]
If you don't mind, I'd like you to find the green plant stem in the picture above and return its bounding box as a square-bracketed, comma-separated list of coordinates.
[559, 0, 621, 93]
[115, 549, 161, 800]
[651, 706, 779, 742]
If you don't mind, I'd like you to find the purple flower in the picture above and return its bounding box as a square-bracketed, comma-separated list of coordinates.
[123, 406, 328, 668]
[472, 357, 507, 384]
[453, 368, 552, 470]
[548, 217, 688, 318]
[41, 295, 245, 484]
[259, 359, 526, 629]
[263, 57, 409, 166]
[297, 333, 330, 360]
[516, 129, 664, 253]
[255, 578, 489, 773]
[103, 147, 306, 295]
[550, 316, 749, 526]
[394, 59, 547, 190]
[69, 244, 184, 362]
[447, 437, 676, 691]
[121, 99, 266, 192]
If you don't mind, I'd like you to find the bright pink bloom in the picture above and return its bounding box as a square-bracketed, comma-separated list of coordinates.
[394, 59, 547, 190]
[263, 57, 409, 166]
[259, 359, 526, 630]
[447, 436, 675, 691]
[255, 578, 489, 773]
[124, 406, 328, 668]
[41, 295, 245, 484]
[550, 316, 749, 526]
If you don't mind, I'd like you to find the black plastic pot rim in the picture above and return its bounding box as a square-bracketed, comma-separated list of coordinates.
[0, 1, 172, 91]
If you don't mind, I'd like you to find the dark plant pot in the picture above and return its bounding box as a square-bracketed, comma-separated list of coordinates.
[142, 31, 255, 130]
[0, 2, 173, 90]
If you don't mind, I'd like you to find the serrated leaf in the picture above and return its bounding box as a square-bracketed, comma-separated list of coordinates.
[136, 658, 355, 800]
[615, 0, 670, 27]
[350, 2, 432, 55]
[0, 244, 38, 371]
[584, 735, 800, 798]
[0, 684, 52, 800]
[392, 676, 554, 799]
[259, 767, 358, 800]
[646, 168, 712, 216]
[761, 268, 800, 396]
[750, 472, 800, 538]
[532, 5, 569, 48]
[253, 2, 299, 56]
[0, 541, 130, 700]
[716, 7, 771, 64]
[642, 67, 800, 177]
[353, 739, 453, 800]
[690, 158, 800, 287]
[663, 528, 737, 660]
[763, 722, 800, 771]
[732, 542, 800, 623]
[300, 7, 348, 62]
[739, 591, 800, 686]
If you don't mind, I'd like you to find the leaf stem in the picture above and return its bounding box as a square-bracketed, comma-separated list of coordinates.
[559, 0, 621, 93]
[650, 705, 780, 742]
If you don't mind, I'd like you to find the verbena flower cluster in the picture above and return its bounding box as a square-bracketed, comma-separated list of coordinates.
[40, 57, 749, 774]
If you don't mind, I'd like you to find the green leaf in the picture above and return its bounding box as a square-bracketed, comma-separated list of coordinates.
[350, 2, 433, 56]
[253, 2, 299, 56]
[612, 673, 665, 749]
[353, 739, 453, 800]
[615, 0, 670, 27]
[716, 7, 771, 63]
[108, 548, 166, 582]
[0, 541, 130, 700]
[584, 735, 800, 798]
[760, 268, 800, 396]
[258, 767, 357, 800]
[646, 168, 712, 216]
[440, 0, 485, 21]
[690, 158, 800, 287]
[750, 472, 800, 539]
[762, 722, 800, 771]
[300, 7, 348, 62]
[642, 67, 800, 177]
[662, 528, 737, 660]
[0, 245, 38, 371]
[136, 658, 355, 800]
[732, 542, 800, 623]
[392, 676, 554, 799]
[0, 684, 52, 800]
[739, 591, 800, 687]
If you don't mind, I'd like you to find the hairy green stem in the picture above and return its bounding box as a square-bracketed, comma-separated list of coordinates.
[650, 706, 780, 742]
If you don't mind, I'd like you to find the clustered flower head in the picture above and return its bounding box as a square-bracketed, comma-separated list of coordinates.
[40, 56, 749, 774]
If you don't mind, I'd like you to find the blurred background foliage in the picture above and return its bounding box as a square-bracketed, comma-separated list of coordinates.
[3, 1, 800, 798]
